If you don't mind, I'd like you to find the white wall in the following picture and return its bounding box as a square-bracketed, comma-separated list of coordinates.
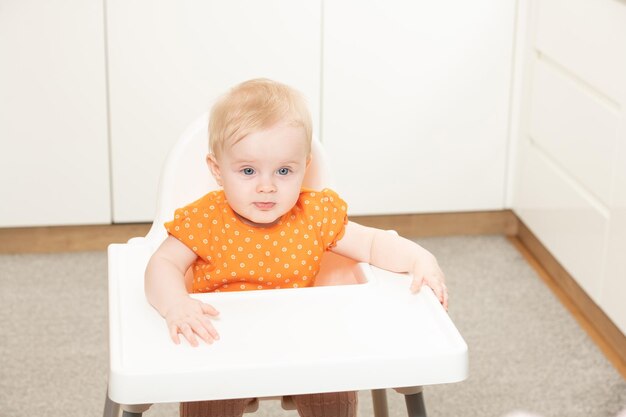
[511, 0, 626, 334]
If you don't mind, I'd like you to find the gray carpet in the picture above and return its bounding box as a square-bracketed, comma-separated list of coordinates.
[0, 236, 624, 417]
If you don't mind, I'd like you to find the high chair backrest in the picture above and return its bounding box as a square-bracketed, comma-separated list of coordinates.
[145, 112, 335, 243]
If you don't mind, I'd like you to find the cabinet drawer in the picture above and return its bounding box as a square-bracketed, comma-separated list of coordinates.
[516, 141, 609, 303]
[529, 58, 619, 206]
[535, 0, 626, 103]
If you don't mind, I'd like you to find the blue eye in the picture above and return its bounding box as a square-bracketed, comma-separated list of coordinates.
[242, 168, 255, 175]
[277, 167, 291, 175]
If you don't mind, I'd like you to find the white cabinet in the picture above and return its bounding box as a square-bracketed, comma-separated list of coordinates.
[512, 0, 626, 333]
[322, 1, 517, 215]
[107, 0, 517, 221]
[1, 1, 517, 225]
[0, 0, 110, 227]
[106, 0, 321, 223]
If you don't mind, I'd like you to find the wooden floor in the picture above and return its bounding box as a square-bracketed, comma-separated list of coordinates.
[1, 210, 624, 378]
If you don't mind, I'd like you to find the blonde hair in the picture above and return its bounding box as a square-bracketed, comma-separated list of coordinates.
[209, 78, 312, 158]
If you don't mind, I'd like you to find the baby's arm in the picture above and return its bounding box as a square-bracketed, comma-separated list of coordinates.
[145, 236, 220, 346]
[331, 221, 448, 310]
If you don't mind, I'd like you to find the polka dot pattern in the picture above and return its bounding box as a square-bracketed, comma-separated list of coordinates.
[165, 188, 348, 293]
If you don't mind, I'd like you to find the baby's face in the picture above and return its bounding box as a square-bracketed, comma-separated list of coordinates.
[208, 121, 310, 228]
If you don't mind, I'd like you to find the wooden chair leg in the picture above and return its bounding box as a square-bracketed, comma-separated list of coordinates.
[371, 389, 389, 417]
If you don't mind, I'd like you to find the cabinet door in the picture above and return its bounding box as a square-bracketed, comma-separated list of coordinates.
[107, 0, 321, 223]
[0, 0, 110, 227]
[512, 0, 626, 332]
[322, 1, 516, 215]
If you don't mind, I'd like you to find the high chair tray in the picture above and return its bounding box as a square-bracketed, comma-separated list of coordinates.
[108, 240, 468, 405]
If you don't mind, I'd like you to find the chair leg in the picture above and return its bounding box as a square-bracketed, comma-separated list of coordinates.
[103, 388, 121, 417]
[404, 392, 427, 417]
[371, 389, 389, 417]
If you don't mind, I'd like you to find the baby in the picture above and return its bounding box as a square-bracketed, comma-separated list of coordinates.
[145, 78, 448, 417]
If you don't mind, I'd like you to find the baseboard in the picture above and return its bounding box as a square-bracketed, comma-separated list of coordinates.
[0, 210, 624, 377]
[0, 224, 151, 254]
[0, 210, 518, 253]
[512, 221, 626, 378]
[352, 209, 519, 238]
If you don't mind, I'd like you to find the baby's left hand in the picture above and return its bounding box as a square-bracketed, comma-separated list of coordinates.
[410, 255, 448, 311]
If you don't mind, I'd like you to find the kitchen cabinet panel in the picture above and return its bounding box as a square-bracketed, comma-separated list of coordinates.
[107, 0, 321, 222]
[0, 0, 110, 227]
[529, 58, 619, 206]
[322, 0, 516, 214]
[535, 0, 626, 103]
[516, 142, 609, 303]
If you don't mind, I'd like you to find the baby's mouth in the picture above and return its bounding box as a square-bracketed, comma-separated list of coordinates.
[254, 202, 276, 210]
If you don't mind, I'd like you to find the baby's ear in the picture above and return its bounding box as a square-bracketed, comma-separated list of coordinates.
[206, 154, 223, 186]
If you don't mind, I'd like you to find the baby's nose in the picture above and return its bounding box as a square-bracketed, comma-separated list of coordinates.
[256, 177, 276, 193]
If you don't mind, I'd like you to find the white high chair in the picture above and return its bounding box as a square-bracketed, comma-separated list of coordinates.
[103, 113, 468, 417]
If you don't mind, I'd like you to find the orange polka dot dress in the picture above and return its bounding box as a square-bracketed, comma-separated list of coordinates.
[165, 188, 348, 293]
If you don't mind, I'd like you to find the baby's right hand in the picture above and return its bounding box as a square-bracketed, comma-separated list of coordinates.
[164, 296, 220, 347]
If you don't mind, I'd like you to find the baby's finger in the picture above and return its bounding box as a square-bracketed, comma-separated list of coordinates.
[434, 283, 445, 306]
[188, 318, 214, 344]
[410, 276, 424, 293]
[179, 322, 199, 347]
[169, 324, 181, 345]
[200, 315, 220, 341]
[201, 303, 220, 317]
[442, 284, 449, 311]
[429, 281, 448, 311]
